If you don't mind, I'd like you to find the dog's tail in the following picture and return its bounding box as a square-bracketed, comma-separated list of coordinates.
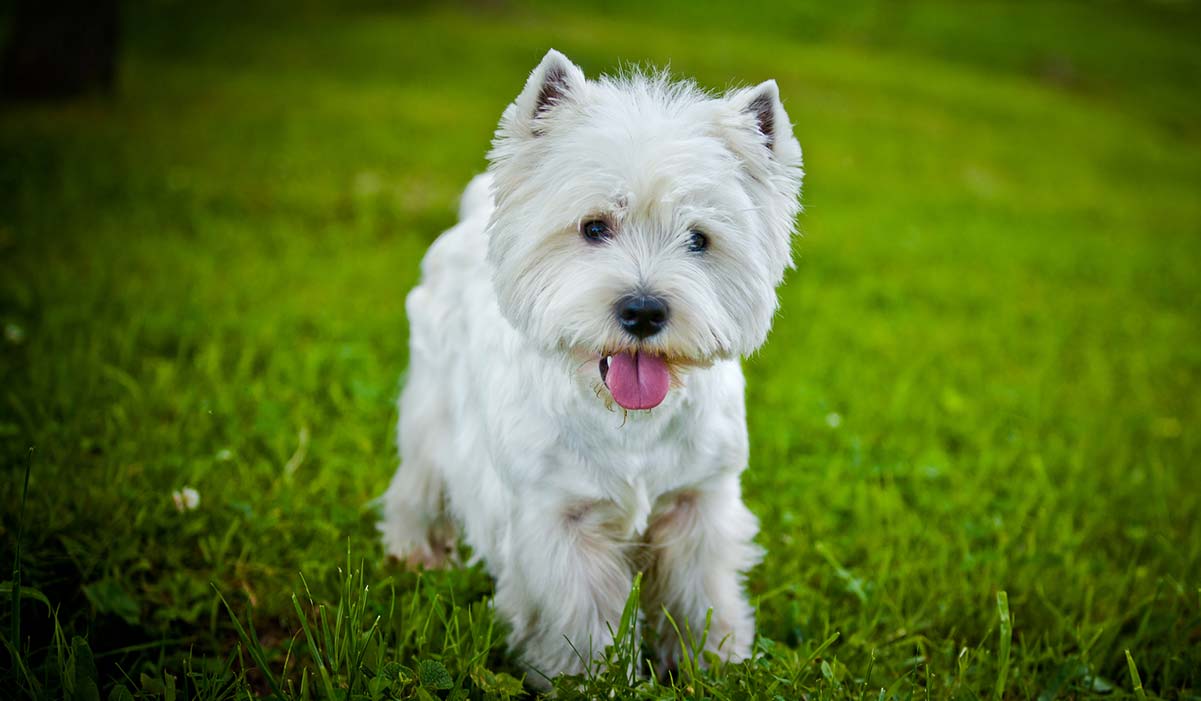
[458, 173, 494, 221]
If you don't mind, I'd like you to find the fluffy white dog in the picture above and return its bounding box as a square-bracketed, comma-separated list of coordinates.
[380, 49, 803, 683]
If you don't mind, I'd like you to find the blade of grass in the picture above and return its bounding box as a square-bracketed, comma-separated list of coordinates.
[1125, 649, 1147, 701]
[292, 588, 337, 700]
[0, 631, 40, 695]
[613, 573, 642, 685]
[11, 448, 33, 647]
[994, 591, 1011, 701]
[212, 585, 285, 700]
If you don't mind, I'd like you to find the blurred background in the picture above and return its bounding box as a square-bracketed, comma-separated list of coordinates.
[2, 1, 1199, 698]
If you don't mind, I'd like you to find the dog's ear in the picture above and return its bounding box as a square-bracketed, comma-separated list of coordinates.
[727, 80, 801, 163]
[514, 49, 587, 133]
[743, 81, 782, 152]
[721, 80, 804, 271]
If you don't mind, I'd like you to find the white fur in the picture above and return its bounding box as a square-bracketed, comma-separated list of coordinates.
[380, 50, 802, 685]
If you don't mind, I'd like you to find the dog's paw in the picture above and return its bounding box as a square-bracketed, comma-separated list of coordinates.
[379, 509, 458, 571]
[406, 545, 452, 571]
[386, 540, 455, 571]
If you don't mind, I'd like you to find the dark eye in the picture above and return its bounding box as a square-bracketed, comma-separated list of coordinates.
[687, 230, 709, 253]
[581, 219, 612, 243]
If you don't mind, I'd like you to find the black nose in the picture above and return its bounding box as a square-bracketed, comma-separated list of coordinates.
[616, 294, 669, 339]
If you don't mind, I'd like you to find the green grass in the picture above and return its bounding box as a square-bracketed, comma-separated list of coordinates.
[2, 1, 1199, 698]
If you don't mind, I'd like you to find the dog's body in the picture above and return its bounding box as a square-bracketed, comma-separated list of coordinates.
[380, 50, 802, 682]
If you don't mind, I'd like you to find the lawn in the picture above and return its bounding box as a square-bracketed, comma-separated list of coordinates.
[2, 1, 1200, 698]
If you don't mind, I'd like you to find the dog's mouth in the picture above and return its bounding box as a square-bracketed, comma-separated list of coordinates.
[598, 351, 671, 411]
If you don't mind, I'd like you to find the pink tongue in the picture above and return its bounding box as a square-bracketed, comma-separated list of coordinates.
[605, 351, 670, 410]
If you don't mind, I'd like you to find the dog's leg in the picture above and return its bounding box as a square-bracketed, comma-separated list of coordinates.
[643, 475, 762, 675]
[493, 497, 634, 687]
[377, 380, 456, 569]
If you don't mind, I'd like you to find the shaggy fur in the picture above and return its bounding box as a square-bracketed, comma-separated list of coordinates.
[379, 50, 803, 684]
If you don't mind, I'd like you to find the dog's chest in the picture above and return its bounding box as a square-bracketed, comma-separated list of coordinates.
[607, 474, 655, 540]
[573, 428, 714, 541]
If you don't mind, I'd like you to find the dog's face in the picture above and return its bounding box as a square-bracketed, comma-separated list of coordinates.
[486, 50, 803, 411]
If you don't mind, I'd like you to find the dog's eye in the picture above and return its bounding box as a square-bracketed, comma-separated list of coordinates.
[687, 230, 709, 253]
[581, 219, 612, 243]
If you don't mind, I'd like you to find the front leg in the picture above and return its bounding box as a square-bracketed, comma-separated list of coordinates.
[643, 474, 762, 675]
[493, 493, 635, 687]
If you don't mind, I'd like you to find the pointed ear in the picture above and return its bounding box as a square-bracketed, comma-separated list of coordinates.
[744, 80, 780, 150]
[730, 79, 799, 161]
[513, 49, 587, 132]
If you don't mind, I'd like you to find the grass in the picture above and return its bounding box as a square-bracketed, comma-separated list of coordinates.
[1, 0, 1199, 698]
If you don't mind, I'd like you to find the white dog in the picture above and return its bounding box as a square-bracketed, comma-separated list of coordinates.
[380, 49, 803, 683]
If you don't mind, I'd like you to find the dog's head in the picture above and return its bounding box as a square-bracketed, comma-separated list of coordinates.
[486, 50, 803, 411]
